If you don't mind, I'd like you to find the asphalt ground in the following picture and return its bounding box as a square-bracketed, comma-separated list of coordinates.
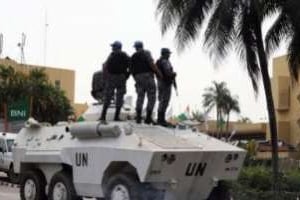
[0, 172, 98, 200]
[0, 172, 19, 200]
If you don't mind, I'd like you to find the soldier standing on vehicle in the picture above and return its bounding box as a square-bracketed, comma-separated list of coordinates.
[131, 41, 161, 124]
[156, 48, 176, 127]
[99, 41, 130, 122]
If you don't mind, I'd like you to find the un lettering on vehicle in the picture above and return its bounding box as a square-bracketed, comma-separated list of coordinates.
[185, 162, 207, 176]
[75, 152, 88, 167]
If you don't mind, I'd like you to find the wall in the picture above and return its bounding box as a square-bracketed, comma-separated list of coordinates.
[269, 55, 300, 146]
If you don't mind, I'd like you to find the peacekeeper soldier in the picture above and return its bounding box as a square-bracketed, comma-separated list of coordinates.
[131, 41, 162, 124]
[99, 41, 130, 122]
[156, 48, 176, 127]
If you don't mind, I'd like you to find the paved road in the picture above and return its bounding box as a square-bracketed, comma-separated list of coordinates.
[0, 172, 19, 200]
[0, 186, 19, 200]
[0, 172, 98, 200]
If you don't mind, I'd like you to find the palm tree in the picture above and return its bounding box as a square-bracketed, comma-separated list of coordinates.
[32, 84, 73, 124]
[191, 110, 206, 122]
[238, 116, 252, 123]
[0, 65, 26, 131]
[26, 69, 73, 124]
[27, 68, 48, 116]
[223, 94, 240, 133]
[202, 81, 229, 136]
[265, 1, 300, 81]
[156, 0, 280, 193]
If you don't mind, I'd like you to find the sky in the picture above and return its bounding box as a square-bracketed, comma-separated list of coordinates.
[0, 0, 287, 122]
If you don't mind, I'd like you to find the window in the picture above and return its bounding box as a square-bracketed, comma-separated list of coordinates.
[6, 139, 14, 152]
[0, 139, 6, 152]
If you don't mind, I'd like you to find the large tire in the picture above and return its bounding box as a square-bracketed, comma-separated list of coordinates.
[48, 171, 82, 200]
[207, 181, 231, 200]
[104, 173, 144, 200]
[20, 170, 47, 200]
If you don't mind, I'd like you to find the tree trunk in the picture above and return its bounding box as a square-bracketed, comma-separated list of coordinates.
[217, 109, 221, 138]
[216, 108, 219, 138]
[226, 112, 230, 140]
[29, 96, 33, 117]
[256, 33, 279, 196]
[3, 103, 8, 132]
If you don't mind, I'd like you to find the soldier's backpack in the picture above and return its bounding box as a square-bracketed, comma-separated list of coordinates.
[91, 70, 105, 101]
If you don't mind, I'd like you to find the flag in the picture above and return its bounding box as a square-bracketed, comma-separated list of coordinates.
[77, 116, 85, 122]
[185, 105, 191, 119]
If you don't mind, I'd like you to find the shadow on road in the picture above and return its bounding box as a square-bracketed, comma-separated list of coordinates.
[0, 172, 10, 182]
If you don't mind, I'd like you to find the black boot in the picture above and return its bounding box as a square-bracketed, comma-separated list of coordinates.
[157, 111, 163, 124]
[136, 110, 142, 124]
[99, 106, 108, 123]
[114, 107, 122, 121]
[157, 112, 169, 127]
[145, 110, 155, 124]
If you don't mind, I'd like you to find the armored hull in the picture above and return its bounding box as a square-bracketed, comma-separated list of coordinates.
[13, 120, 245, 200]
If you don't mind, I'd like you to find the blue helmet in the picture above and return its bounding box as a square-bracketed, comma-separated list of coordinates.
[161, 48, 171, 55]
[133, 41, 143, 49]
[111, 41, 122, 49]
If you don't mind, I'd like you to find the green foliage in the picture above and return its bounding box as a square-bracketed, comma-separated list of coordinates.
[281, 170, 300, 192]
[191, 110, 205, 122]
[31, 84, 73, 124]
[239, 166, 273, 191]
[0, 65, 27, 103]
[202, 81, 240, 133]
[227, 167, 300, 200]
[0, 65, 73, 124]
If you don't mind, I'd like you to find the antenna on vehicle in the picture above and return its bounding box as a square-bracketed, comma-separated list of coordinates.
[17, 32, 26, 64]
[0, 33, 3, 58]
[227, 130, 236, 142]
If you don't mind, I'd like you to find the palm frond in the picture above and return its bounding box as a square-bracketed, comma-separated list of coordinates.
[236, 4, 260, 93]
[287, 34, 300, 81]
[175, 0, 214, 50]
[262, 0, 282, 18]
[265, 13, 291, 57]
[156, 0, 187, 34]
[204, 0, 238, 63]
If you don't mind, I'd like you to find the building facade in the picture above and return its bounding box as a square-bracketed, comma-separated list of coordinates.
[268, 55, 300, 147]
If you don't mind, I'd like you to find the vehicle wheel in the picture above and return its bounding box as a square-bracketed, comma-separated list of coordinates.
[48, 171, 82, 200]
[207, 181, 231, 200]
[20, 170, 47, 200]
[104, 173, 143, 200]
[8, 164, 20, 184]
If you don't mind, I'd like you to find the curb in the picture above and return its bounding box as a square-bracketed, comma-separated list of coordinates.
[0, 180, 19, 188]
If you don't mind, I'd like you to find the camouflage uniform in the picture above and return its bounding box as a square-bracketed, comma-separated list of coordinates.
[103, 74, 127, 108]
[131, 49, 156, 124]
[156, 54, 176, 125]
[157, 79, 172, 116]
[134, 72, 156, 113]
[100, 46, 130, 121]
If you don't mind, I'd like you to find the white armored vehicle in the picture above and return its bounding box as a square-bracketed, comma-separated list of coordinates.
[13, 118, 246, 200]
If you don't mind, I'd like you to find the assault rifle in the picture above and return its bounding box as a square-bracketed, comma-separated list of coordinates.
[173, 78, 178, 96]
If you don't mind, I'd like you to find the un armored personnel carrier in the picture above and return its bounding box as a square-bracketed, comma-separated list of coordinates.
[13, 118, 245, 200]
